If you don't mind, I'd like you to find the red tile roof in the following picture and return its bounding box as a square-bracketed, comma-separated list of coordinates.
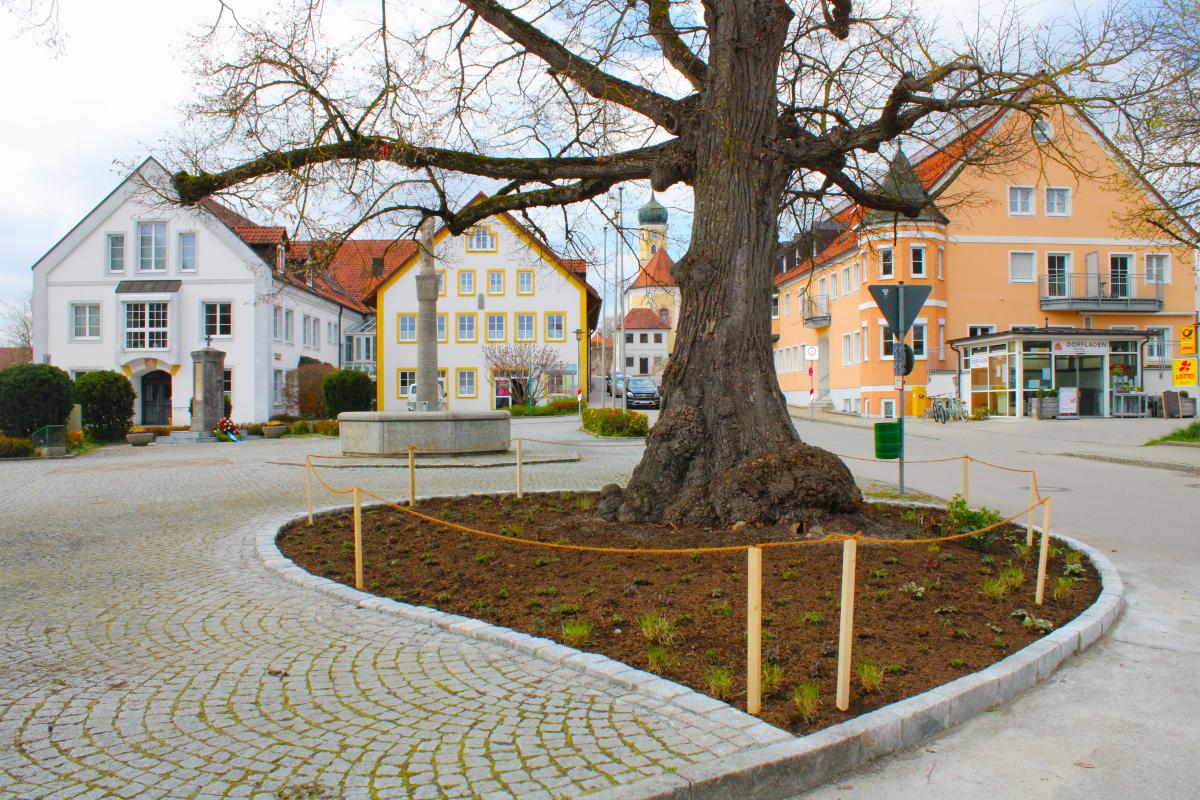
[630, 248, 676, 289]
[293, 239, 420, 306]
[232, 225, 287, 245]
[0, 347, 31, 368]
[199, 198, 258, 229]
[562, 258, 588, 276]
[623, 307, 671, 330]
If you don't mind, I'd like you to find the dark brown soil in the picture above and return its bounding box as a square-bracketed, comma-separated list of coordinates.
[279, 492, 1099, 733]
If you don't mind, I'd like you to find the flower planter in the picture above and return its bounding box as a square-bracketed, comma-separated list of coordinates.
[1032, 397, 1058, 419]
[1182, 398, 1197, 418]
[126, 432, 155, 447]
[262, 424, 287, 439]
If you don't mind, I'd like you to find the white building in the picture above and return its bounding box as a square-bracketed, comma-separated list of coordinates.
[372, 207, 600, 411]
[30, 158, 369, 425]
[621, 308, 670, 376]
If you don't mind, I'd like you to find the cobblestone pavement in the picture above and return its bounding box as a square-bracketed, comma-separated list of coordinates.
[0, 419, 773, 800]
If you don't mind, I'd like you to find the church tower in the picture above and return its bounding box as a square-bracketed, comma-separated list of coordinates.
[637, 193, 668, 268]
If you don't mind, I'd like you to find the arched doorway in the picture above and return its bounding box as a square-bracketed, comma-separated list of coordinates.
[141, 371, 172, 426]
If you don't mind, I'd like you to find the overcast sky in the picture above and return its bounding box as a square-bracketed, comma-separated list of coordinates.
[0, 0, 1067, 313]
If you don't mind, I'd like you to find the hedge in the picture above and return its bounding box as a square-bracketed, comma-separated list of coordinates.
[74, 370, 136, 439]
[581, 407, 648, 437]
[322, 370, 375, 417]
[509, 398, 584, 417]
[0, 363, 74, 437]
[0, 435, 35, 458]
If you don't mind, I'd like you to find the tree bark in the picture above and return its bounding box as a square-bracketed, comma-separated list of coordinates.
[608, 0, 862, 526]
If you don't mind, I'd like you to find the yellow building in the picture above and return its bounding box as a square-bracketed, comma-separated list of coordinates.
[625, 194, 681, 352]
[773, 104, 1197, 419]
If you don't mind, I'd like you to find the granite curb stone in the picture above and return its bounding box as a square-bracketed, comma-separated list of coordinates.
[262, 505, 1121, 800]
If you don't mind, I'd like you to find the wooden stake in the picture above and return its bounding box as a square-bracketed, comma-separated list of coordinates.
[1035, 497, 1052, 605]
[408, 446, 417, 507]
[835, 537, 858, 712]
[962, 455, 970, 504]
[746, 546, 763, 716]
[1026, 475, 1038, 547]
[305, 456, 314, 526]
[352, 486, 364, 591]
[516, 438, 524, 499]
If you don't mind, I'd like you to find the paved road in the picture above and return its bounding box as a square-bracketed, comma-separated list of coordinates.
[0, 420, 767, 800]
[790, 413, 1200, 800]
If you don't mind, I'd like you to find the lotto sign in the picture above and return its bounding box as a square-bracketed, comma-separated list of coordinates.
[1173, 358, 1198, 387]
[1181, 325, 1197, 356]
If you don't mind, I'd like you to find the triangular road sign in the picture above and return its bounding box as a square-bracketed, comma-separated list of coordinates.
[868, 284, 932, 337]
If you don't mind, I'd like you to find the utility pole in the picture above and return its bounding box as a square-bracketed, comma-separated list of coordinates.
[617, 187, 628, 412]
[601, 224, 608, 409]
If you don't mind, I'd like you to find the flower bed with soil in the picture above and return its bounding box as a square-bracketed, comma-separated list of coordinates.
[278, 492, 1099, 733]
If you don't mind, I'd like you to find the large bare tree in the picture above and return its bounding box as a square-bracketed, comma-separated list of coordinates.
[171, 0, 1164, 526]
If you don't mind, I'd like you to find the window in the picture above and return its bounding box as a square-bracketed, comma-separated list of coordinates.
[517, 270, 534, 295]
[72, 303, 100, 339]
[272, 306, 283, 340]
[635, 333, 645, 344]
[842, 333, 852, 366]
[456, 368, 477, 398]
[516, 313, 535, 341]
[327, 321, 335, 345]
[842, 266, 851, 293]
[301, 314, 313, 347]
[397, 314, 416, 342]
[968, 324, 995, 338]
[397, 370, 416, 398]
[465, 226, 497, 252]
[223, 368, 233, 397]
[273, 369, 285, 405]
[1145, 254, 1170, 285]
[71, 370, 91, 380]
[437, 314, 447, 343]
[654, 333, 663, 344]
[879, 247, 894, 278]
[783, 292, 791, 316]
[880, 323, 894, 359]
[137, 222, 167, 271]
[458, 270, 475, 296]
[1045, 187, 1071, 216]
[625, 356, 634, 368]
[851, 263, 860, 291]
[625, 332, 633, 344]
[938, 320, 946, 360]
[486, 270, 505, 295]
[456, 313, 477, 342]
[545, 370, 567, 396]
[911, 246, 926, 277]
[912, 323, 926, 357]
[1146, 327, 1170, 360]
[830, 273, 839, 299]
[771, 293, 779, 318]
[1008, 187, 1034, 216]
[937, 247, 944, 279]
[486, 313, 506, 342]
[178, 232, 197, 271]
[882, 399, 896, 419]
[125, 301, 168, 350]
[818, 277, 827, 303]
[204, 302, 232, 339]
[1047, 253, 1069, 297]
[106, 234, 125, 272]
[861, 322, 869, 361]
[1008, 251, 1036, 283]
[284, 309, 294, 342]
[852, 330, 861, 364]
[1032, 118, 1053, 143]
[437, 271, 446, 296]
[545, 312, 565, 341]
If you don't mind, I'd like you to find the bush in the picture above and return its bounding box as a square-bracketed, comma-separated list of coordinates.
[0, 435, 35, 458]
[297, 362, 334, 418]
[582, 407, 649, 437]
[268, 413, 300, 424]
[313, 419, 339, 436]
[74, 370, 135, 439]
[509, 398, 585, 417]
[0, 363, 74, 437]
[290, 420, 312, 436]
[322, 370, 375, 417]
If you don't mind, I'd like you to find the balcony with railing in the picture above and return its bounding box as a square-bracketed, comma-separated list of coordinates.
[802, 294, 831, 328]
[1039, 271, 1164, 312]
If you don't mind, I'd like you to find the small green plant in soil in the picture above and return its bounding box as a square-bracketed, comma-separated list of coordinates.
[646, 643, 676, 675]
[781, 569, 797, 581]
[899, 581, 926, 600]
[981, 577, 1010, 600]
[883, 556, 899, 565]
[703, 664, 734, 700]
[762, 661, 785, 696]
[577, 496, 596, 511]
[872, 567, 890, 580]
[884, 663, 904, 675]
[952, 628, 973, 640]
[639, 612, 678, 645]
[1062, 561, 1086, 578]
[856, 658, 884, 692]
[949, 658, 968, 669]
[992, 637, 1010, 649]
[1012, 608, 1055, 633]
[800, 610, 824, 625]
[793, 680, 821, 723]
[1052, 576, 1077, 601]
[946, 494, 1003, 550]
[475, 551, 496, 566]
[934, 606, 957, 615]
[710, 602, 733, 618]
[999, 565, 1025, 590]
[534, 586, 558, 597]
[497, 588, 509, 599]
[562, 619, 593, 647]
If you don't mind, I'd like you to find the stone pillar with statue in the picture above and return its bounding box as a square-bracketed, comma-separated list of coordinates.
[166, 342, 226, 443]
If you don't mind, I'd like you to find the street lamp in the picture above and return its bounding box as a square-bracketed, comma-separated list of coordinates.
[574, 328, 584, 411]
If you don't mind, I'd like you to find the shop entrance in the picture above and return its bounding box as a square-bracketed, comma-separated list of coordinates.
[1054, 355, 1105, 416]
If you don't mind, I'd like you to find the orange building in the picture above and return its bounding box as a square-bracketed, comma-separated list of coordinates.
[772, 104, 1198, 419]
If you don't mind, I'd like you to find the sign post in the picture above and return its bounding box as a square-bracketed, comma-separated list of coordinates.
[868, 282, 932, 497]
[805, 344, 819, 421]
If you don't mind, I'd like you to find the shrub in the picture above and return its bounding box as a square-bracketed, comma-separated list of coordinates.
[269, 413, 301, 424]
[793, 680, 821, 722]
[0, 363, 74, 437]
[856, 657, 884, 692]
[582, 407, 649, 437]
[0, 435, 35, 458]
[74, 370, 135, 439]
[290, 420, 312, 436]
[945, 494, 1002, 551]
[312, 419, 339, 436]
[508, 398, 584, 417]
[703, 664, 734, 700]
[297, 362, 335, 418]
[322, 370, 375, 416]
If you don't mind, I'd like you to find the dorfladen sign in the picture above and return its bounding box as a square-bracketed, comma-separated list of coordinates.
[1052, 340, 1109, 356]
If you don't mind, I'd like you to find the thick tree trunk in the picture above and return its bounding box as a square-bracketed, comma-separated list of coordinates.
[606, 0, 861, 526]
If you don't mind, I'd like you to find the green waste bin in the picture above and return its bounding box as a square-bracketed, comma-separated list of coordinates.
[874, 421, 901, 460]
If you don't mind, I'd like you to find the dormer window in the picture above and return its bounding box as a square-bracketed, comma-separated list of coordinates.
[371, 256, 384, 278]
[465, 226, 497, 252]
[1032, 118, 1053, 144]
[659, 308, 669, 325]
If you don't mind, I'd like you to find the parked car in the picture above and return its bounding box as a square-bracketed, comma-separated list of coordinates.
[405, 381, 447, 411]
[606, 372, 627, 397]
[624, 377, 661, 409]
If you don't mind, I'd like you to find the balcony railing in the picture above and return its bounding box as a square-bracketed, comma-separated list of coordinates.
[344, 359, 377, 378]
[1039, 271, 1164, 312]
[802, 294, 831, 328]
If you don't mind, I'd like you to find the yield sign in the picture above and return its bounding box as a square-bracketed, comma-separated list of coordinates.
[868, 283, 932, 337]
